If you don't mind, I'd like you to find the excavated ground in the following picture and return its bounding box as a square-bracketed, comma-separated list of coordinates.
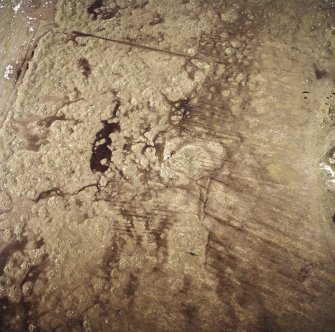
[1, 0, 335, 331]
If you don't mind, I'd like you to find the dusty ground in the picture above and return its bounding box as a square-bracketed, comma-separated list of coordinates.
[1, 0, 335, 331]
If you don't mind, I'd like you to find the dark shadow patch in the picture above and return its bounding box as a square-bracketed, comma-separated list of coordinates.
[34, 187, 63, 202]
[149, 13, 164, 26]
[173, 98, 193, 119]
[0, 238, 28, 274]
[78, 58, 91, 78]
[26, 134, 45, 151]
[260, 310, 282, 332]
[87, 0, 103, 20]
[0, 297, 29, 332]
[13, 122, 48, 152]
[16, 67, 22, 81]
[134, 0, 149, 9]
[298, 265, 310, 282]
[13, 111, 82, 153]
[182, 60, 196, 80]
[20, 256, 50, 330]
[151, 216, 172, 259]
[180, 276, 191, 295]
[125, 273, 139, 298]
[123, 143, 132, 152]
[34, 238, 45, 250]
[181, 303, 198, 325]
[314, 65, 327, 79]
[90, 102, 121, 173]
[22, 256, 49, 286]
[186, 251, 198, 256]
[87, 0, 120, 20]
[37, 115, 66, 128]
[160, 92, 194, 125]
[124, 272, 140, 308]
[14, 36, 40, 87]
[101, 234, 125, 277]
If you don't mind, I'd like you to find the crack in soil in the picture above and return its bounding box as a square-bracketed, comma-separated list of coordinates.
[32, 183, 100, 203]
[14, 30, 53, 88]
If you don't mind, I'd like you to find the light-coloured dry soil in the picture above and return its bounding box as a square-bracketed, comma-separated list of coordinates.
[1, 0, 335, 331]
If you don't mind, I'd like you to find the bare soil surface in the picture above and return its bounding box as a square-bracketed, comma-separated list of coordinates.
[1, 0, 335, 331]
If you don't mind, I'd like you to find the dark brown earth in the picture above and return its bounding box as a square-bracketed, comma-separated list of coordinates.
[1, 0, 335, 331]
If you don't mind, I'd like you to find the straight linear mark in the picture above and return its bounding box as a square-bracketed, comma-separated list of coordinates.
[64, 30, 225, 65]
[68, 30, 195, 59]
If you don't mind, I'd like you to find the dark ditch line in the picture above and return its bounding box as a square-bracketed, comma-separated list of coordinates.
[32, 183, 99, 203]
[63, 30, 227, 66]
[66, 30, 195, 60]
[14, 30, 53, 88]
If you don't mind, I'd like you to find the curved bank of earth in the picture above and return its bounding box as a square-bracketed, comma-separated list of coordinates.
[1, 0, 335, 331]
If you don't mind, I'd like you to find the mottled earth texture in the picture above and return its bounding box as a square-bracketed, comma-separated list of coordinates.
[1, 0, 335, 331]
